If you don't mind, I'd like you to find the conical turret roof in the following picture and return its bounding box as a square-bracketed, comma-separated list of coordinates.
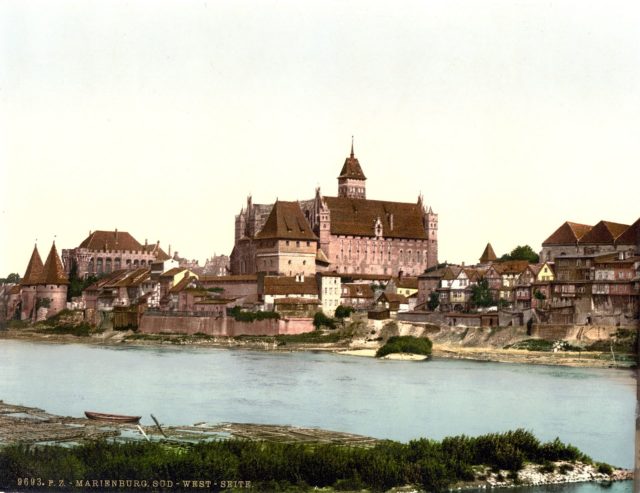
[21, 245, 44, 285]
[480, 243, 497, 263]
[40, 242, 69, 285]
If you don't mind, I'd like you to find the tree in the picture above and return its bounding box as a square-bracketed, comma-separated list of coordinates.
[427, 292, 440, 311]
[533, 289, 546, 301]
[313, 312, 336, 330]
[334, 305, 354, 319]
[501, 245, 539, 263]
[470, 279, 493, 308]
[5, 273, 21, 283]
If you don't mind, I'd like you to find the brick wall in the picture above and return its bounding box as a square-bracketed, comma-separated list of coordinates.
[138, 315, 314, 336]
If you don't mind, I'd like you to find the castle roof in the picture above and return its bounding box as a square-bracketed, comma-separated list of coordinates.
[542, 221, 593, 246]
[479, 243, 497, 263]
[21, 245, 44, 286]
[40, 242, 69, 285]
[79, 230, 144, 252]
[342, 283, 374, 299]
[579, 220, 629, 244]
[616, 217, 640, 246]
[323, 197, 428, 239]
[255, 201, 318, 241]
[338, 142, 366, 181]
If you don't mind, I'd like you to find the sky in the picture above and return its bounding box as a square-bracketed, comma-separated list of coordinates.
[1, 0, 639, 275]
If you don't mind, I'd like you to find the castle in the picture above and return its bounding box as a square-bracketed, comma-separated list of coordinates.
[10, 242, 69, 321]
[231, 142, 438, 277]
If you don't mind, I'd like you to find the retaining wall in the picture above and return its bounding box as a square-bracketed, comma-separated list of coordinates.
[138, 315, 313, 336]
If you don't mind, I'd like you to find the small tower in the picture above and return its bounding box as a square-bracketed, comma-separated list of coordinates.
[36, 242, 69, 320]
[424, 205, 438, 268]
[316, 188, 332, 256]
[338, 137, 367, 199]
[20, 244, 44, 321]
[480, 243, 497, 264]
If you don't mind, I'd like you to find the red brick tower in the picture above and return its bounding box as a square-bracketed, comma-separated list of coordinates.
[36, 242, 69, 319]
[20, 245, 44, 321]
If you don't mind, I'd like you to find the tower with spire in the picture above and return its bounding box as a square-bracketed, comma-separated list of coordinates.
[337, 137, 367, 199]
[18, 241, 69, 321]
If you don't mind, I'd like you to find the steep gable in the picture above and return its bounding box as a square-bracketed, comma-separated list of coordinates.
[580, 220, 629, 244]
[614, 217, 640, 246]
[542, 222, 592, 246]
[255, 201, 318, 241]
[479, 243, 497, 263]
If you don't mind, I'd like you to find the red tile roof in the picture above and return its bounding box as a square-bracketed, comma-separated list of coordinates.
[342, 283, 374, 299]
[112, 268, 150, 287]
[614, 217, 640, 246]
[21, 245, 44, 286]
[396, 277, 418, 289]
[40, 243, 69, 285]
[323, 196, 428, 239]
[480, 243, 497, 263]
[79, 230, 143, 251]
[255, 201, 318, 241]
[580, 220, 629, 244]
[199, 274, 258, 282]
[338, 146, 367, 180]
[264, 276, 318, 296]
[542, 222, 592, 246]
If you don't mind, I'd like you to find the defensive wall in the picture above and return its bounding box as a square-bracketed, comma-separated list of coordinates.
[138, 314, 313, 336]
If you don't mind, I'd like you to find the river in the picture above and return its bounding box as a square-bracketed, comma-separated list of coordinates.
[0, 340, 635, 491]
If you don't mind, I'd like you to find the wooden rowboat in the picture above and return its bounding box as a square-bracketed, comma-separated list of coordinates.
[84, 411, 141, 424]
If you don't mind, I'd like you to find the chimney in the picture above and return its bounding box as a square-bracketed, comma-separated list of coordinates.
[388, 213, 394, 231]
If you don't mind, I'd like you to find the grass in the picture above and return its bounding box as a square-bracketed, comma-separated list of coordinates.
[0, 429, 595, 492]
[376, 335, 432, 358]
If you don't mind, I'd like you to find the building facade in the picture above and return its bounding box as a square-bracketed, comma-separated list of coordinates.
[231, 143, 438, 276]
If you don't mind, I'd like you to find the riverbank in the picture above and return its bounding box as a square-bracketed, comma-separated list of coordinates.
[0, 326, 634, 368]
[0, 401, 631, 492]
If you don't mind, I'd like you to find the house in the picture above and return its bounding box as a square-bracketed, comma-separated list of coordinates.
[316, 272, 341, 316]
[262, 275, 319, 311]
[375, 292, 409, 314]
[340, 283, 375, 309]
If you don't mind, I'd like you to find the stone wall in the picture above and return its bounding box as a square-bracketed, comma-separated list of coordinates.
[138, 314, 314, 336]
[531, 324, 620, 341]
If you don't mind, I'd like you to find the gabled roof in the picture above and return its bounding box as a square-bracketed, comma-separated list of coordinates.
[496, 260, 530, 275]
[614, 217, 640, 246]
[170, 275, 197, 293]
[342, 283, 374, 299]
[40, 243, 69, 285]
[542, 221, 592, 246]
[396, 277, 418, 289]
[264, 276, 318, 296]
[21, 245, 44, 286]
[160, 267, 187, 278]
[323, 197, 428, 239]
[112, 268, 150, 287]
[441, 266, 462, 281]
[378, 292, 408, 304]
[479, 243, 497, 263]
[79, 230, 143, 251]
[338, 145, 366, 181]
[255, 201, 318, 241]
[580, 220, 629, 244]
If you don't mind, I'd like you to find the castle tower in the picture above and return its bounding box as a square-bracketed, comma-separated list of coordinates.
[315, 188, 332, 257]
[480, 243, 497, 264]
[20, 244, 44, 321]
[36, 242, 69, 320]
[338, 138, 366, 199]
[424, 205, 439, 268]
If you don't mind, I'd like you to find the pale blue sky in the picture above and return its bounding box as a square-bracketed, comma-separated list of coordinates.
[2, 1, 639, 274]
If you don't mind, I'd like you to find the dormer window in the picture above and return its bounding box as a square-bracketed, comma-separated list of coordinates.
[374, 218, 383, 239]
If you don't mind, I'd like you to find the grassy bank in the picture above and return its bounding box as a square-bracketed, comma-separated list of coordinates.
[376, 335, 432, 358]
[0, 429, 603, 492]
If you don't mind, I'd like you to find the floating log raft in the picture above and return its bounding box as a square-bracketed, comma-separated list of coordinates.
[0, 400, 379, 447]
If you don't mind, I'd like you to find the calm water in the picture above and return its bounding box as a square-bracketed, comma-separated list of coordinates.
[0, 340, 635, 489]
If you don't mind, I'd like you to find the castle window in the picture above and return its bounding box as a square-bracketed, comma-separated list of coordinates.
[306, 241, 310, 246]
[296, 241, 300, 247]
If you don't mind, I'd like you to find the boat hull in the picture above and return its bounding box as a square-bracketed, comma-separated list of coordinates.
[84, 411, 141, 424]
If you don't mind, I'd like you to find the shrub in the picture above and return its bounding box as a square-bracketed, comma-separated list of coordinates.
[597, 463, 613, 475]
[376, 336, 432, 358]
[312, 312, 336, 330]
[334, 305, 354, 319]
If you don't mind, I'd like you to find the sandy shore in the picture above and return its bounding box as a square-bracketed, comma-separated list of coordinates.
[0, 328, 634, 368]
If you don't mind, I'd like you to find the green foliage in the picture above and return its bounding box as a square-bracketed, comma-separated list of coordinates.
[35, 297, 51, 310]
[533, 289, 546, 301]
[206, 287, 224, 293]
[470, 279, 494, 308]
[312, 312, 336, 330]
[1, 273, 21, 284]
[0, 430, 594, 492]
[227, 306, 280, 323]
[427, 292, 440, 311]
[501, 245, 540, 263]
[376, 335, 432, 358]
[334, 305, 354, 319]
[275, 331, 346, 344]
[597, 463, 613, 475]
[46, 322, 92, 337]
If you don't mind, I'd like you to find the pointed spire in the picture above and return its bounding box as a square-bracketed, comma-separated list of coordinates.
[21, 244, 44, 285]
[350, 135, 355, 158]
[480, 243, 497, 264]
[40, 242, 69, 285]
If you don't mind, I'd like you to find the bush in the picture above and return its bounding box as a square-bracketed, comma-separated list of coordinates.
[312, 312, 336, 330]
[376, 336, 432, 358]
[597, 463, 613, 475]
[334, 305, 354, 319]
[228, 306, 280, 323]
